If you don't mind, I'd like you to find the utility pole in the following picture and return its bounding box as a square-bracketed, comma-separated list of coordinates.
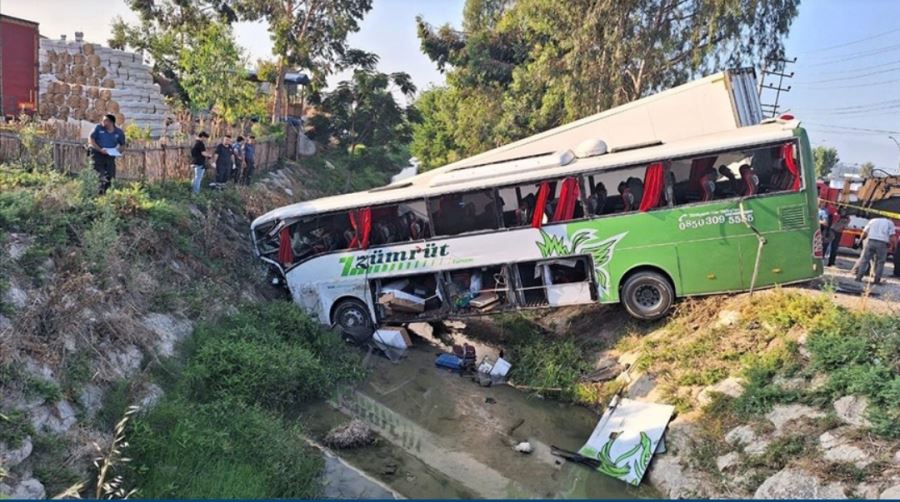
[759, 57, 796, 118]
[889, 136, 900, 173]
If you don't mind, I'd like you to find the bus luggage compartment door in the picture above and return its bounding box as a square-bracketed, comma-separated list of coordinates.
[514, 257, 595, 307]
[676, 239, 744, 294]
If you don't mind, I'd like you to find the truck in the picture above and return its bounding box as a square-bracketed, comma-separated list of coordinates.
[0, 14, 40, 119]
[818, 174, 900, 269]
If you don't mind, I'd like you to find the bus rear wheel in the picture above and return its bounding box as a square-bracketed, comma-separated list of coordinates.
[333, 298, 374, 343]
[621, 271, 674, 321]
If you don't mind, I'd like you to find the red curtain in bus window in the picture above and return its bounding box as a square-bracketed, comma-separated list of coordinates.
[348, 208, 373, 249]
[640, 162, 665, 212]
[277, 227, 294, 266]
[782, 143, 801, 192]
[552, 177, 581, 221]
[358, 208, 372, 248]
[532, 181, 551, 228]
[688, 157, 716, 192]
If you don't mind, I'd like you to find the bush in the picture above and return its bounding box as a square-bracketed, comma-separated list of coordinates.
[82, 205, 119, 273]
[128, 397, 323, 498]
[126, 303, 365, 497]
[0, 409, 33, 448]
[14, 117, 53, 172]
[182, 302, 363, 409]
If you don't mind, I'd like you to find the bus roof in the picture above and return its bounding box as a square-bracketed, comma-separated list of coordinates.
[252, 118, 801, 230]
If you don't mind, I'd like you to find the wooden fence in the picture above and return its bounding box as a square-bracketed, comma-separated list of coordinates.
[0, 128, 297, 182]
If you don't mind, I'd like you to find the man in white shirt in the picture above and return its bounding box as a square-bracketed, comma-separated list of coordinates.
[852, 217, 897, 285]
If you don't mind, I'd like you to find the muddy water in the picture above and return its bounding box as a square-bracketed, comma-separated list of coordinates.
[300, 344, 657, 499]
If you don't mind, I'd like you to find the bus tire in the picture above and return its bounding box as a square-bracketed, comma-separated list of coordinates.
[621, 271, 674, 321]
[332, 298, 374, 343]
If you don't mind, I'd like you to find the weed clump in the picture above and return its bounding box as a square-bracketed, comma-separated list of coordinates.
[126, 302, 364, 498]
[183, 301, 364, 409]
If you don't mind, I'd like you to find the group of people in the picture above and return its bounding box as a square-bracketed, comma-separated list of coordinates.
[191, 132, 257, 194]
[819, 201, 898, 285]
[86, 114, 258, 196]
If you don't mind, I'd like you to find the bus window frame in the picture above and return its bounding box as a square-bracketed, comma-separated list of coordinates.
[367, 199, 433, 248]
[562, 138, 807, 225]
[425, 187, 504, 239]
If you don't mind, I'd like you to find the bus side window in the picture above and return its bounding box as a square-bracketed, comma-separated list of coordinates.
[497, 183, 542, 227]
[370, 200, 431, 245]
[428, 189, 501, 236]
[584, 175, 608, 216]
[755, 145, 797, 193]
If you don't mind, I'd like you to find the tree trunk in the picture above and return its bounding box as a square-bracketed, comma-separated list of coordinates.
[272, 58, 287, 124]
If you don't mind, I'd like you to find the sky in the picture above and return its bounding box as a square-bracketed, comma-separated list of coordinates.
[2, 0, 898, 171]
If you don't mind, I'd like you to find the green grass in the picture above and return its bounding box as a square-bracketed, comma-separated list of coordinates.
[709, 292, 900, 438]
[0, 409, 33, 448]
[61, 351, 93, 398]
[125, 301, 365, 498]
[29, 433, 81, 496]
[745, 434, 812, 472]
[95, 380, 133, 431]
[181, 301, 365, 409]
[496, 313, 593, 400]
[128, 398, 322, 499]
[0, 362, 63, 403]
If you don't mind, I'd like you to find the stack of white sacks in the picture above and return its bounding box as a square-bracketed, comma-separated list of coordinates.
[38, 34, 173, 138]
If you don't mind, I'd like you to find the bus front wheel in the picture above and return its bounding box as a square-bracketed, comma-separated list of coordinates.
[333, 298, 374, 343]
[621, 271, 674, 321]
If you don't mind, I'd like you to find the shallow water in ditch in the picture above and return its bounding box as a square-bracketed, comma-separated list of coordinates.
[299, 342, 659, 499]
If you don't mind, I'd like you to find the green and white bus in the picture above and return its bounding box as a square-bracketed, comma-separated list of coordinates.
[252, 117, 823, 338]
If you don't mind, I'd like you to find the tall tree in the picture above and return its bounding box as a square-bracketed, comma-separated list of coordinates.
[412, 0, 800, 168]
[109, 1, 237, 100]
[813, 146, 839, 179]
[229, 0, 373, 123]
[306, 51, 416, 187]
[178, 23, 264, 122]
[859, 161, 875, 178]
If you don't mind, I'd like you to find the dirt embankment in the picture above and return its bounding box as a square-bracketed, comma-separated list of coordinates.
[0, 162, 319, 498]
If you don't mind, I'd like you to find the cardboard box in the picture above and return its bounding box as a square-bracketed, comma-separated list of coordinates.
[373, 327, 413, 350]
[377, 290, 425, 313]
[470, 293, 499, 309]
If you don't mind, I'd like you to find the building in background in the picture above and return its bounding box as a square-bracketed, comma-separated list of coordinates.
[0, 14, 40, 118]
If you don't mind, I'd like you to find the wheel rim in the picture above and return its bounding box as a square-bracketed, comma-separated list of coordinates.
[634, 284, 662, 311]
[339, 307, 365, 330]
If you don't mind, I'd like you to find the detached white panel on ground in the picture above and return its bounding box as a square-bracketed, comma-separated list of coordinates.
[578, 398, 675, 486]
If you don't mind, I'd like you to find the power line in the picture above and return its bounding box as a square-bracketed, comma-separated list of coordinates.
[801, 98, 900, 112]
[793, 65, 900, 84]
[798, 57, 900, 77]
[793, 78, 900, 90]
[806, 127, 898, 136]
[802, 42, 900, 67]
[798, 27, 900, 54]
[801, 106, 900, 116]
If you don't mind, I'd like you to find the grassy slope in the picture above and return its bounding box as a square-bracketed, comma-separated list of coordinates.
[0, 154, 389, 497]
